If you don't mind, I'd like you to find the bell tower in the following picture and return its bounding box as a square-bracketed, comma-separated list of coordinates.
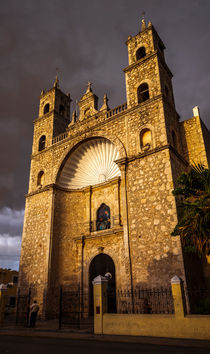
[32, 77, 71, 156]
[124, 19, 175, 109]
[124, 19, 182, 155]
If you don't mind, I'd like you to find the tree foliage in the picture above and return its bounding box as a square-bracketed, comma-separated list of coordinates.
[171, 163, 210, 256]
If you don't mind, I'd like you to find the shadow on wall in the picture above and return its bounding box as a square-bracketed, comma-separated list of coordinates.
[127, 251, 210, 315]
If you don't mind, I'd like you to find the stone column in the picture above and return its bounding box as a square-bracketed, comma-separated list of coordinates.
[171, 275, 186, 318]
[92, 275, 108, 334]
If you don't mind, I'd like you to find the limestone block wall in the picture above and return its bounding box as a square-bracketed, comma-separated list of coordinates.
[126, 149, 185, 287]
[180, 116, 210, 167]
[19, 188, 54, 309]
[50, 189, 86, 286]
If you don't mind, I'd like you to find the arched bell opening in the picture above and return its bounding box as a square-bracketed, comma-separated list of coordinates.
[89, 253, 116, 316]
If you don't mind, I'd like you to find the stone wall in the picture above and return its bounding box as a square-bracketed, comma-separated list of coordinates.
[126, 149, 185, 287]
[19, 188, 54, 311]
[180, 116, 210, 167]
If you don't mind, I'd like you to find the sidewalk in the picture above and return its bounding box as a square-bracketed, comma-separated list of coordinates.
[0, 327, 210, 349]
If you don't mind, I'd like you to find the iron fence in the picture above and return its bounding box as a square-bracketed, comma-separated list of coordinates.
[117, 287, 174, 314]
[58, 285, 93, 331]
[1, 288, 31, 328]
[4, 283, 210, 330]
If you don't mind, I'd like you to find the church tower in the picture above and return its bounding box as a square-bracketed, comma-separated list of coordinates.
[32, 77, 71, 156]
[124, 19, 181, 155]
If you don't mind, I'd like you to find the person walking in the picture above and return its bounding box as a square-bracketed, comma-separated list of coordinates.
[29, 300, 39, 328]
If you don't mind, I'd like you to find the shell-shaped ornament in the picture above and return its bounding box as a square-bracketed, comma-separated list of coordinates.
[58, 138, 121, 189]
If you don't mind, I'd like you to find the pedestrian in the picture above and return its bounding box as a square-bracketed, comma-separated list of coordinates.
[29, 300, 39, 328]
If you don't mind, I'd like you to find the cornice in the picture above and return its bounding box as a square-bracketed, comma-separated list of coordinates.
[116, 144, 189, 166]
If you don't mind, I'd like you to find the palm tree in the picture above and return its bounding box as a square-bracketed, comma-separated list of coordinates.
[171, 163, 210, 256]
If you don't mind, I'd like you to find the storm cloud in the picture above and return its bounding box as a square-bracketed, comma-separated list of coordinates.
[0, 208, 23, 270]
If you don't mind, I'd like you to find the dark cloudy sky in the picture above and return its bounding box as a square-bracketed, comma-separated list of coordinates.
[0, 0, 209, 271]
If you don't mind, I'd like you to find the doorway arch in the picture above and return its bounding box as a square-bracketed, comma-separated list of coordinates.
[89, 253, 116, 315]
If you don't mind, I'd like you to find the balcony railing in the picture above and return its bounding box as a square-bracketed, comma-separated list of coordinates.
[51, 103, 127, 146]
[106, 103, 127, 118]
[52, 132, 69, 145]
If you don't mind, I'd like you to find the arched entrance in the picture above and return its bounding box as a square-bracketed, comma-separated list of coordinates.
[89, 254, 116, 315]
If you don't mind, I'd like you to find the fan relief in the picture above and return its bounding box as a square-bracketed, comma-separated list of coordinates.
[58, 138, 121, 189]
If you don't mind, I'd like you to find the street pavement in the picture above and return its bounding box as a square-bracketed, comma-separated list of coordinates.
[0, 329, 210, 354]
[0, 334, 210, 354]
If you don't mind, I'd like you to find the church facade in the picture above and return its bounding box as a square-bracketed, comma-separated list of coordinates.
[19, 20, 210, 317]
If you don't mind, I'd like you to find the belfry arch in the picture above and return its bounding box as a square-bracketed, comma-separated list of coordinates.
[89, 253, 116, 315]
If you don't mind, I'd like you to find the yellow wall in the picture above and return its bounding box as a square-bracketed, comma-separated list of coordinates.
[0, 285, 18, 323]
[93, 276, 210, 340]
[103, 313, 210, 340]
[0, 269, 18, 284]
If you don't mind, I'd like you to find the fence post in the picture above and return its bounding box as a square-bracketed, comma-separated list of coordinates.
[92, 275, 108, 334]
[171, 275, 186, 318]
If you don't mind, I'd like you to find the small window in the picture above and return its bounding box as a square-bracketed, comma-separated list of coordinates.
[136, 47, 146, 60]
[37, 171, 44, 187]
[140, 128, 152, 151]
[38, 135, 46, 151]
[43, 103, 50, 114]
[96, 203, 111, 231]
[59, 104, 65, 116]
[137, 83, 149, 103]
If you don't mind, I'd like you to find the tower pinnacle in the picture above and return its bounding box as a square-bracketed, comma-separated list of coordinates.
[54, 75, 59, 88]
[141, 11, 146, 31]
[86, 81, 93, 93]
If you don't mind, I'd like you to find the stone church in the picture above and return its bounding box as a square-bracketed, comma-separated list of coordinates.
[19, 19, 210, 317]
